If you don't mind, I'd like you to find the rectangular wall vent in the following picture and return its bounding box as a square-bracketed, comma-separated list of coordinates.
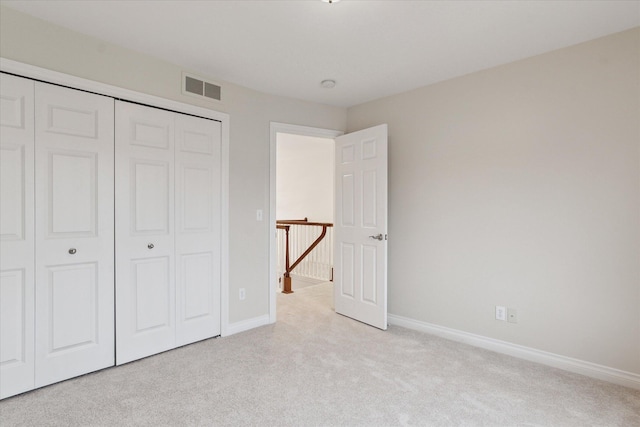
[182, 72, 221, 101]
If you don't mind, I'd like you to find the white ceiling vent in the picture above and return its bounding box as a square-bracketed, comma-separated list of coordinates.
[182, 72, 221, 101]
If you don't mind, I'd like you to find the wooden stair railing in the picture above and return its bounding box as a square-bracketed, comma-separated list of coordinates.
[276, 218, 333, 294]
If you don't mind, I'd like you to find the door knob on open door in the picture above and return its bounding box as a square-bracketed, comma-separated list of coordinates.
[369, 234, 384, 241]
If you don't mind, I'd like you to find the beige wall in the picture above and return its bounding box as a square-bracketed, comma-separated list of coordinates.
[348, 27, 640, 374]
[0, 6, 347, 324]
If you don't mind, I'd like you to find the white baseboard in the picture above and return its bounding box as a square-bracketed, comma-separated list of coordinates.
[388, 313, 640, 390]
[224, 314, 271, 337]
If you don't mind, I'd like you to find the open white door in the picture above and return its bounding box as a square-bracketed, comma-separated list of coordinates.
[334, 124, 388, 330]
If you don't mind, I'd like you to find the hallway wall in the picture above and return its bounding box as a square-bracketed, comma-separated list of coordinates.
[276, 133, 334, 223]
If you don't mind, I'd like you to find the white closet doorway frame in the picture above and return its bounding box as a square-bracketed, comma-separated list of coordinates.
[0, 58, 231, 337]
[269, 122, 343, 323]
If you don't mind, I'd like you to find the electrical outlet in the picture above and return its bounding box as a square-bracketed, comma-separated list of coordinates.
[495, 305, 506, 321]
[507, 308, 518, 323]
[256, 209, 263, 221]
[239, 288, 246, 300]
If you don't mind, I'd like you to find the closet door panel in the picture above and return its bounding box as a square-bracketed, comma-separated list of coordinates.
[175, 115, 221, 346]
[132, 159, 170, 233]
[115, 101, 175, 365]
[48, 151, 97, 236]
[0, 74, 35, 399]
[34, 82, 114, 387]
[45, 263, 98, 349]
[131, 257, 171, 331]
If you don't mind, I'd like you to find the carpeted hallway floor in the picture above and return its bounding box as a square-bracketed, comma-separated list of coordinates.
[1, 282, 638, 426]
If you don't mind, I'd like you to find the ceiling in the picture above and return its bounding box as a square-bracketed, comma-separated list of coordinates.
[2, 0, 639, 107]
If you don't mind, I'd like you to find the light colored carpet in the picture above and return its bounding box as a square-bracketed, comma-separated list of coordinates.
[290, 275, 328, 290]
[1, 282, 638, 426]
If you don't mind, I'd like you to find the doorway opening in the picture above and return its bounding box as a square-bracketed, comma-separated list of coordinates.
[269, 123, 343, 323]
[276, 133, 334, 293]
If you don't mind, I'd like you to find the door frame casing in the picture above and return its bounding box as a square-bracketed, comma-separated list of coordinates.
[269, 122, 343, 323]
[0, 58, 231, 337]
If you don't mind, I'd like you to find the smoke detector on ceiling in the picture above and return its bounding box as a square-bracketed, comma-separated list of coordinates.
[321, 79, 336, 89]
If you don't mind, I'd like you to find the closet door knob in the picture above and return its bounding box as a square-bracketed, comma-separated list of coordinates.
[68, 248, 77, 255]
[148, 243, 154, 249]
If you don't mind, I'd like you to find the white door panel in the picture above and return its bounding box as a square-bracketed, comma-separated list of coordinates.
[0, 143, 26, 240]
[131, 256, 172, 331]
[116, 102, 221, 361]
[334, 125, 388, 330]
[116, 101, 175, 364]
[175, 114, 221, 346]
[48, 151, 98, 236]
[0, 72, 35, 399]
[45, 263, 99, 350]
[34, 82, 114, 387]
[132, 159, 171, 234]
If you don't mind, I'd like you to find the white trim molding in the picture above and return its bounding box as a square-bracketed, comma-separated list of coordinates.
[268, 122, 343, 325]
[225, 315, 271, 336]
[388, 314, 640, 390]
[1, 58, 231, 339]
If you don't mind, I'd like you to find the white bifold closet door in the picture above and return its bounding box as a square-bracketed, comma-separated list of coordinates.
[1, 74, 36, 399]
[1, 74, 115, 399]
[174, 113, 221, 347]
[115, 101, 221, 365]
[33, 82, 115, 387]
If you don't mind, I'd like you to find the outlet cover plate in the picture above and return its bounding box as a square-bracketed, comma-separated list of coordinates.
[495, 305, 506, 321]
